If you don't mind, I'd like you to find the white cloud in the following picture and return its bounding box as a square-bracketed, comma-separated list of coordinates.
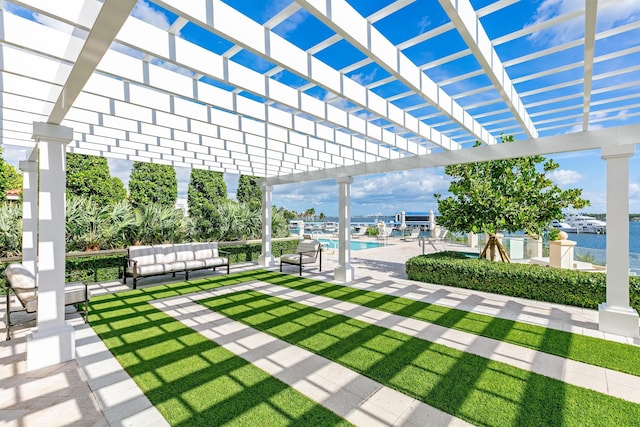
[132, 1, 172, 31]
[527, 0, 640, 45]
[417, 16, 431, 33]
[548, 169, 582, 186]
[350, 69, 377, 86]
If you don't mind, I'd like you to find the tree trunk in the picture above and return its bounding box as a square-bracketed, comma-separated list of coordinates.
[479, 234, 511, 263]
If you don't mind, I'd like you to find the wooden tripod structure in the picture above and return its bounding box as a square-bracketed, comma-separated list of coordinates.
[479, 234, 511, 263]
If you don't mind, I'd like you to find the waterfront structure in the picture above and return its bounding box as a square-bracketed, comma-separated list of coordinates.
[1, 0, 638, 370]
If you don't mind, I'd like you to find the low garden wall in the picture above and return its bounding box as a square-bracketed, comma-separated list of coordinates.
[406, 251, 640, 312]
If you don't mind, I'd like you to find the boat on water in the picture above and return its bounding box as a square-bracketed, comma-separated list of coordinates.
[557, 214, 607, 234]
[549, 219, 578, 233]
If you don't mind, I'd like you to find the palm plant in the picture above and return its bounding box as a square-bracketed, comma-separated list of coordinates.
[129, 203, 185, 245]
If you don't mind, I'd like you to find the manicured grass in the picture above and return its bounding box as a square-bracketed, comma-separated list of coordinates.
[243, 270, 640, 377]
[199, 289, 640, 427]
[89, 273, 351, 427]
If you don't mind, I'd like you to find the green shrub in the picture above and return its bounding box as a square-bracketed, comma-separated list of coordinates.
[406, 251, 640, 312]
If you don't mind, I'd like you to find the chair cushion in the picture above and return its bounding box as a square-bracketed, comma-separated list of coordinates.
[174, 243, 195, 261]
[132, 263, 166, 276]
[202, 257, 228, 268]
[14, 287, 38, 313]
[155, 244, 176, 264]
[128, 246, 160, 266]
[281, 254, 316, 265]
[295, 240, 320, 257]
[64, 283, 89, 305]
[208, 242, 219, 258]
[193, 243, 213, 260]
[4, 263, 36, 289]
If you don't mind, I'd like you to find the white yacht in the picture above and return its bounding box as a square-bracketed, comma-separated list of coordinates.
[549, 219, 578, 233]
[564, 214, 606, 234]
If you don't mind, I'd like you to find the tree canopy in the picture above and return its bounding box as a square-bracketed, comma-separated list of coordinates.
[128, 161, 177, 208]
[0, 146, 7, 202]
[434, 135, 589, 238]
[66, 153, 126, 205]
[2, 162, 22, 192]
[236, 175, 261, 208]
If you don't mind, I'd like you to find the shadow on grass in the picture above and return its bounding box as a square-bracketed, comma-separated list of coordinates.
[199, 289, 640, 427]
[88, 272, 351, 427]
[253, 271, 640, 377]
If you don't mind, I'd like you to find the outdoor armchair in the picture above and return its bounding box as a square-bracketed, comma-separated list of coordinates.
[280, 239, 322, 276]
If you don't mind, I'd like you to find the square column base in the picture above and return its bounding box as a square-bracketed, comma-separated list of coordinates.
[334, 266, 355, 283]
[27, 323, 75, 371]
[259, 254, 275, 267]
[598, 303, 640, 338]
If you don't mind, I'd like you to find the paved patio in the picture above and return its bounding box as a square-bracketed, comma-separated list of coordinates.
[2, 238, 639, 426]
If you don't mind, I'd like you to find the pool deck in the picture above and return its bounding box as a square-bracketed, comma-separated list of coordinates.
[1, 237, 639, 426]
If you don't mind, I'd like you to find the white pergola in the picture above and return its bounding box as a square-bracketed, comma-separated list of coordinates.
[1, 0, 639, 369]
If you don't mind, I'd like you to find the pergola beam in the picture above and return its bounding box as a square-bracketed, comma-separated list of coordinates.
[47, 0, 137, 124]
[263, 124, 640, 185]
[296, 0, 496, 145]
[438, 0, 536, 139]
[582, 0, 598, 131]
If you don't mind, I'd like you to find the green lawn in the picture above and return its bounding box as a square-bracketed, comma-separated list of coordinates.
[249, 270, 640, 376]
[89, 272, 352, 427]
[198, 289, 640, 427]
[89, 270, 640, 426]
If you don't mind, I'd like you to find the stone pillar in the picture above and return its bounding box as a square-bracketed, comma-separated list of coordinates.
[599, 144, 639, 337]
[258, 184, 275, 267]
[28, 122, 74, 371]
[334, 176, 355, 282]
[19, 160, 38, 275]
[467, 232, 478, 248]
[549, 232, 576, 269]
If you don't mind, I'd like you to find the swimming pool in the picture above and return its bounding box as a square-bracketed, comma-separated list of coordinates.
[318, 239, 385, 251]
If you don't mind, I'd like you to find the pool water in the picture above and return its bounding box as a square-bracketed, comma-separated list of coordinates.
[318, 239, 384, 251]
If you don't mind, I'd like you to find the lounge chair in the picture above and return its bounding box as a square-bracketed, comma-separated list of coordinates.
[3, 263, 90, 340]
[403, 228, 420, 242]
[352, 226, 367, 239]
[426, 228, 449, 251]
[280, 239, 322, 275]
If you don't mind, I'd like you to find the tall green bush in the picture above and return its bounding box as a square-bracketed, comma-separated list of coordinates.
[129, 162, 177, 208]
[66, 153, 126, 205]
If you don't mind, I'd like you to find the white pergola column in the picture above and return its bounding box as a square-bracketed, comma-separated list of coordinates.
[599, 144, 639, 338]
[27, 122, 74, 371]
[19, 160, 38, 275]
[258, 184, 275, 267]
[334, 176, 355, 283]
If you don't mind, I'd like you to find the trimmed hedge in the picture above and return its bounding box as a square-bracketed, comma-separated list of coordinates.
[406, 251, 640, 312]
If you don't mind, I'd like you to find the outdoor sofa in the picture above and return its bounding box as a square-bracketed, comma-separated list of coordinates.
[3, 263, 90, 340]
[123, 242, 230, 289]
[280, 239, 322, 275]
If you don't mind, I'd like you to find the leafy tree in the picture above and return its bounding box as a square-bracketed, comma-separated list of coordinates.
[66, 153, 126, 205]
[236, 175, 262, 208]
[128, 161, 177, 208]
[0, 203, 21, 256]
[187, 169, 227, 238]
[0, 146, 7, 202]
[434, 135, 589, 261]
[2, 162, 22, 191]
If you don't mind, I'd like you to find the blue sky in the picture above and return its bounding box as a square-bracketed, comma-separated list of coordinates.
[2, 0, 640, 216]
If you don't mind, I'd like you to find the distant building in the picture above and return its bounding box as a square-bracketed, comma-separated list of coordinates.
[5, 189, 20, 202]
